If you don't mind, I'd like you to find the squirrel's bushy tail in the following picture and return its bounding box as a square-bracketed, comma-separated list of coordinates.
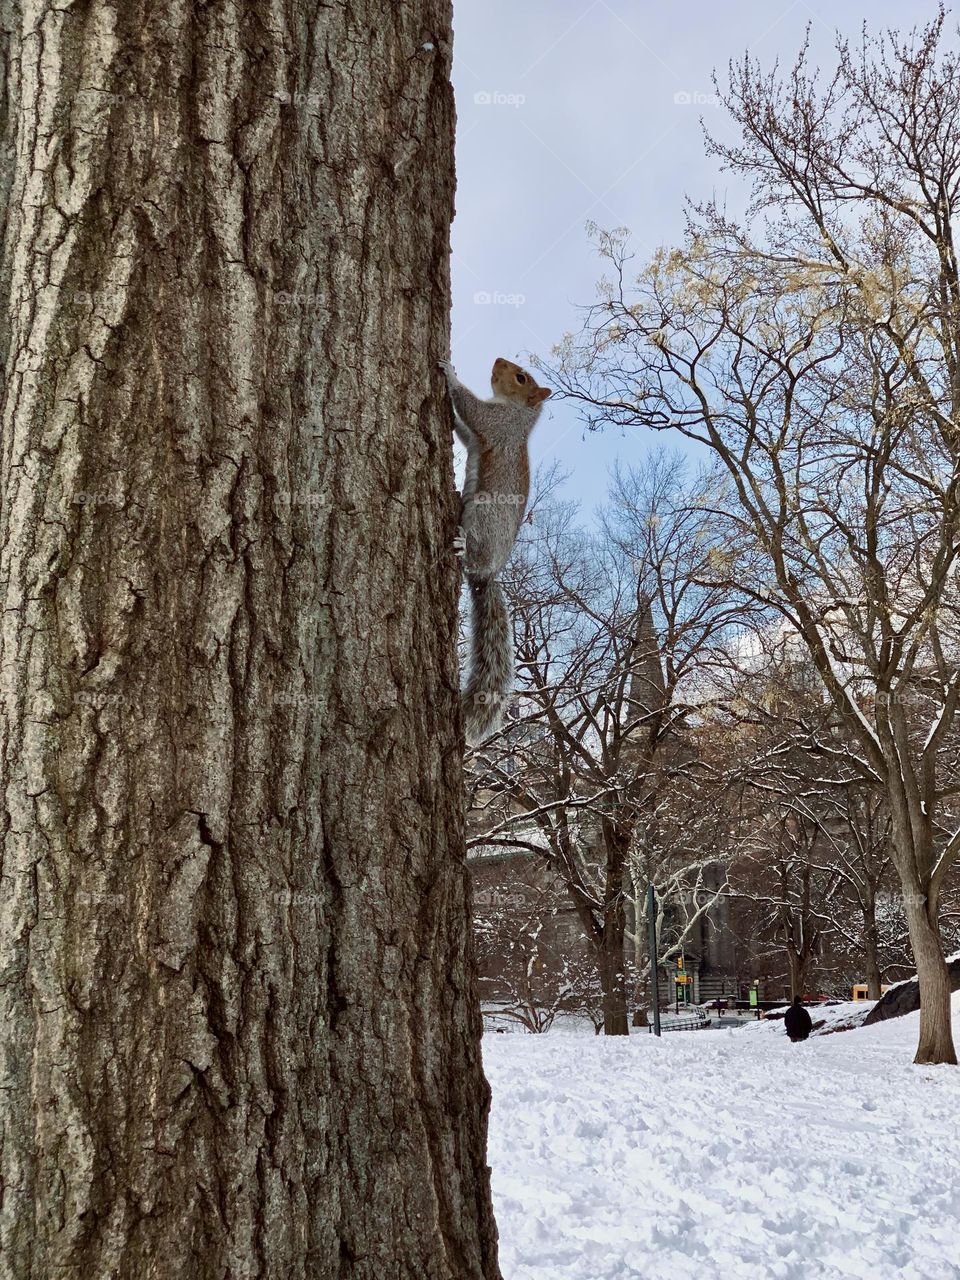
[462, 573, 512, 744]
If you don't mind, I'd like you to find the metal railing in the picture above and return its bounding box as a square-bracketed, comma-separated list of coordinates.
[649, 1007, 711, 1033]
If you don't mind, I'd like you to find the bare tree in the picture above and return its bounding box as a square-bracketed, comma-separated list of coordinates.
[0, 4, 501, 1275]
[720, 642, 906, 998]
[607, 455, 755, 1005]
[468, 457, 751, 1033]
[472, 863, 603, 1033]
[551, 16, 960, 1062]
[466, 509, 645, 1036]
[627, 728, 743, 1013]
[734, 807, 842, 1000]
[811, 789, 897, 999]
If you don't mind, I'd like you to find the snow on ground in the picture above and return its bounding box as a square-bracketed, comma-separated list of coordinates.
[484, 993, 960, 1280]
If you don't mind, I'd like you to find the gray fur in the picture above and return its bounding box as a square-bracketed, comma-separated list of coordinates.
[461, 575, 513, 742]
[439, 361, 547, 743]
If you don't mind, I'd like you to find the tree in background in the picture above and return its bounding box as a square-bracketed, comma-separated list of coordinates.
[734, 807, 841, 1000]
[551, 16, 960, 1063]
[810, 787, 900, 998]
[0, 3, 501, 1275]
[467, 456, 752, 1033]
[718, 641, 908, 999]
[606, 456, 755, 1012]
[472, 861, 604, 1033]
[466, 500, 646, 1035]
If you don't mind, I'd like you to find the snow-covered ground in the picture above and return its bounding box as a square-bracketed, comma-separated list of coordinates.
[484, 992, 960, 1280]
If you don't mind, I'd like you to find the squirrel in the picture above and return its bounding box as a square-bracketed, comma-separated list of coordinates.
[439, 356, 551, 744]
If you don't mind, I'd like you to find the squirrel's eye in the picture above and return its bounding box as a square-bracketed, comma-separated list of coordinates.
[516, 373, 526, 384]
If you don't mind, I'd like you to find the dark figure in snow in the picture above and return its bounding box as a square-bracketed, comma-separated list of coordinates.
[784, 997, 813, 1043]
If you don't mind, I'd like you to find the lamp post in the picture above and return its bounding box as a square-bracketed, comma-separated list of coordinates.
[647, 884, 661, 1037]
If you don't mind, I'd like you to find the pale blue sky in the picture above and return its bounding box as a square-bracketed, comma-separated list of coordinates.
[450, 0, 944, 516]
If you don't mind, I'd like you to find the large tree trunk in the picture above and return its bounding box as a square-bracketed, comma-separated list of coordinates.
[861, 909, 883, 1001]
[786, 949, 807, 1003]
[904, 896, 958, 1066]
[594, 825, 629, 1034]
[888, 801, 957, 1065]
[0, 3, 502, 1277]
[598, 913, 629, 1036]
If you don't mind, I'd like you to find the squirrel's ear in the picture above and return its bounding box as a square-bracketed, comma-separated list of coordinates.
[535, 387, 552, 403]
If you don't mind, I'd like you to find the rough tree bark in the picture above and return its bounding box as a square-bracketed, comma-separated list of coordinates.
[598, 908, 629, 1037]
[901, 879, 957, 1067]
[887, 796, 958, 1065]
[597, 826, 630, 1035]
[861, 910, 882, 1002]
[785, 950, 809, 1005]
[0, 2, 502, 1277]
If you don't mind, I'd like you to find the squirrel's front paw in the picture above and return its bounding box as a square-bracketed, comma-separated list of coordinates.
[453, 527, 466, 558]
[438, 359, 456, 379]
